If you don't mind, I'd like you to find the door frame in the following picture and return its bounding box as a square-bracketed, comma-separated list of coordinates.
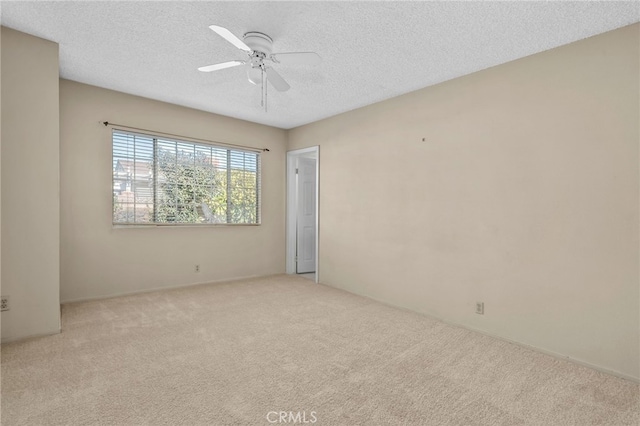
[286, 146, 319, 283]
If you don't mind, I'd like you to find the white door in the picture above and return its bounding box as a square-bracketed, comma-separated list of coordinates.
[296, 157, 316, 273]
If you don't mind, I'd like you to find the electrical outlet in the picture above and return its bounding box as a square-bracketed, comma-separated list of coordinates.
[476, 302, 484, 315]
[195, 264, 200, 273]
[1, 296, 9, 312]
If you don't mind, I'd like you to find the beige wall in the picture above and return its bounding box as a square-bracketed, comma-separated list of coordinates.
[288, 24, 640, 380]
[1, 28, 61, 341]
[59, 81, 287, 303]
[1, 26, 3, 341]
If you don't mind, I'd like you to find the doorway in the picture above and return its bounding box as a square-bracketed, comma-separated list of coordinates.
[286, 147, 319, 283]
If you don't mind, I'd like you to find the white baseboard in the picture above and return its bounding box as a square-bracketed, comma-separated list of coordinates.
[23, 274, 640, 384]
[1, 328, 61, 345]
[60, 274, 277, 305]
[322, 281, 640, 384]
[452, 320, 640, 384]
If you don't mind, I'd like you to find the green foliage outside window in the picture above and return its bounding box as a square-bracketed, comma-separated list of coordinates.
[112, 131, 259, 225]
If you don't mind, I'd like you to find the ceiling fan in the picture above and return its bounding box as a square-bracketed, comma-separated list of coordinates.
[198, 25, 321, 111]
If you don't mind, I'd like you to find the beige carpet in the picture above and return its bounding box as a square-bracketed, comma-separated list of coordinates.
[2, 275, 638, 425]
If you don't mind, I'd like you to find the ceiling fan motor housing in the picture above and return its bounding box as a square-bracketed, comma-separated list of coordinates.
[243, 32, 273, 55]
[243, 32, 273, 85]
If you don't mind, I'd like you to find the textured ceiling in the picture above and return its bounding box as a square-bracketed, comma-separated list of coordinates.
[1, 1, 638, 129]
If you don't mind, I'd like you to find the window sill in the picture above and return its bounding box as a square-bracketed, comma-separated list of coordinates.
[112, 223, 261, 229]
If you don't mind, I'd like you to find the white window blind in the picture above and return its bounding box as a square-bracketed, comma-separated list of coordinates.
[112, 130, 260, 225]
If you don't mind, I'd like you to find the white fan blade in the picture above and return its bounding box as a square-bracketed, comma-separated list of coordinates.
[270, 52, 321, 66]
[198, 60, 245, 72]
[266, 67, 291, 92]
[209, 25, 251, 53]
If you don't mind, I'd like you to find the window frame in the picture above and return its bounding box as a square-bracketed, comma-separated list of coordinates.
[111, 128, 261, 227]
